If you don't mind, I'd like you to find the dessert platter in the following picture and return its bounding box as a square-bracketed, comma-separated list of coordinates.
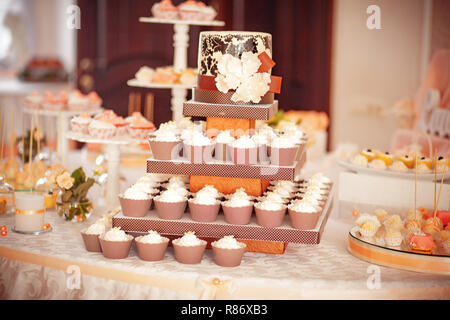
[339, 148, 450, 181]
[347, 159, 450, 275]
[128, 0, 225, 121]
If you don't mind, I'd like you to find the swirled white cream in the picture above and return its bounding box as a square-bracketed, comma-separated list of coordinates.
[390, 160, 408, 172]
[416, 163, 431, 173]
[271, 180, 296, 190]
[223, 197, 252, 208]
[103, 227, 131, 241]
[269, 185, 293, 198]
[251, 132, 268, 146]
[136, 230, 168, 244]
[132, 182, 159, 195]
[255, 200, 285, 211]
[261, 191, 286, 204]
[196, 185, 221, 199]
[269, 136, 297, 148]
[288, 201, 320, 213]
[191, 193, 218, 205]
[184, 131, 212, 146]
[156, 189, 186, 203]
[213, 235, 244, 249]
[216, 130, 235, 144]
[368, 159, 387, 170]
[123, 187, 151, 200]
[152, 129, 179, 142]
[166, 185, 189, 197]
[310, 173, 331, 185]
[174, 232, 204, 246]
[88, 119, 116, 130]
[232, 135, 256, 149]
[85, 222, 106, 235]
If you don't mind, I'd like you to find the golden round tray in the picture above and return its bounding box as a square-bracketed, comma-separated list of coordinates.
[348, 228, 450, 275]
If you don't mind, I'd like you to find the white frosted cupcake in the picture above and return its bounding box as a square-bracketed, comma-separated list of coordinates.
[149, 130, 182, 160]
[135, 66, 155, 83]
[188, 191, 221, 222]
[268, 136, 299, 166]
[68, 92, 89, 110]
[230, 135, 257, 165]
[351, 154, 368, 167]
[183, 131, 214, 163]
[153, 189, 187, 220]
[135, 230, 169, 261]
[99, 227, 133, 259]
[71, 113, 92, 135]
[25, 92, 43, 109]
[254, 199, 286, 228]
[211, 235, 246, 267]
[172, 232, 207, 264]
[355, 214, 382, 238]
[215, 130, 235, 162]
[119, 186, 152, 217]
[222, 190, 254, 225]
[288, 200, 322, 230]
[88, 119, 116, 139]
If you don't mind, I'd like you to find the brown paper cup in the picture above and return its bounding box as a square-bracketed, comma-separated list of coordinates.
[270, 147, 298, 166]
[119, 196, 152, 217]
[211, 244, 246, 267]
[81, 230, 102, 252]
[288, 209, 320, 230]
[188, 200, 220, 222]
[172, 241, 207, 264]
[184, 144, 215, 164]
[135, 239, 169, 261]
[254, 207, 286, 228]
[99, 237, 133, 259]
[232, 147, 258, 165]
[222, 205, 254, 225]
[154, 199, 187, 220]
[149, 140, 182, 160]
[215, 142, 230, 162]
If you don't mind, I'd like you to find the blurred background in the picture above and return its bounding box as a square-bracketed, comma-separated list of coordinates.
[0, 0, 449, 151]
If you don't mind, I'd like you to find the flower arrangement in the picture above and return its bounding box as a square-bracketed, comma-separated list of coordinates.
[55, 167, 97, 221]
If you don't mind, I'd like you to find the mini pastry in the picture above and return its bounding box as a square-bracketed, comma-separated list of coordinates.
[422, 217, 443, 236]
[390, 160, 409, 172]
[405, 218, 422, 233]
[416, 162, 431, 173]
[153, 189, 187, 220]
[149, 129, 182, 160]
[417, 156, 432, 169]
[368, 159, 387, 170]
[409, 231, 436, 254]
[222, 189, 254, 225]
[177, 0, 206, 21]
[384, 230, 403, 247]
[183, 131, 214, 164]
[360, 149, 377, 162]
[351, 154, 368, 167]
[178, 68, 197, 85]
[87, 92, 102, 109]
[436, 156, 449, 173]
[288, 201, 321, 230]
[375, 151, 393, 166]
[119, 186, 152, 217]
[172, 231, 207, 264]
[135, 66, 155, 83]
[268, 136, 299, 166]
[151, 0, 179, 20]
[355, 213, 381, 238]
[398, 155, 414, 169]
[230, 135, 258, 165]
[188, 191, 221, 222]
[25, 92, 43, 109]
[127, 115, 155, 139]
[254, 199, 286, 228]
[88, 119, 116, 139]
[135, 230, 169, 261]
[99, 227, 134, 259]
[372, 208, 389, 223]
[383, 214, 404, 232]
[71, 113, 92, 135]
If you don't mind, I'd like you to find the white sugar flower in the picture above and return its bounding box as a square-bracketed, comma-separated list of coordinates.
[241, 51, 261, 77]
[231, 72, 271, 103]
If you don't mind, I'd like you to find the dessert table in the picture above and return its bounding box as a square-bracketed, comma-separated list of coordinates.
[0, 150, 449, 300]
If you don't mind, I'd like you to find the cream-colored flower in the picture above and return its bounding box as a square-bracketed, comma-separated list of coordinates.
[93, 165, 105, 175]
[241, 51, 261, 77]
[231, 72, 271, 103]
[56, 171, 74, 190]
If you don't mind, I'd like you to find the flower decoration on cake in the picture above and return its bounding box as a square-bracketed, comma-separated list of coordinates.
[214, 52, 272, 103]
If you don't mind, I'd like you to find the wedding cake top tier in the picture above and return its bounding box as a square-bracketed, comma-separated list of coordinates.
[198, 31, 272, 76]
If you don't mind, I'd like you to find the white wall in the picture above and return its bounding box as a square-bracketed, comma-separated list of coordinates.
[330, 0, 428, 151]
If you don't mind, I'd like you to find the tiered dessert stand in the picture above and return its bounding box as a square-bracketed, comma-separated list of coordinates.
[23, 107, 103, 167]
[127, 17, 225, 121]
[112, 96, 334, 251]
[66, 132, 147, 210]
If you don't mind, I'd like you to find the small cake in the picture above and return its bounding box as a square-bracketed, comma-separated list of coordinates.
[251, 132, 269, 163]
[195, 184, 222, 199]
[399, 155, 414, 169]
[153, 66, 178, 83]
[409, 231, 436, 254]
[417, 156, 432, 169]
[384, 230, 403, 247]
[436, 156, 449, 173]
[179, 68, 197, 85]
[368, 159, 387, 170]
[351, 154, 368, 167]
[70, 113, 92, 135]
[360, 149, 377, 161]
[214, 130, 235, 162]
[67, 91, 89, 110]
[172, 232, 207, 264]
[110, 116, 128, 137]
[135, 66, 155, 83]
[127, 115, 155, 140]
[177, 0, 206, 21]
[258, 191, 289, 205]
[42, 91, 67, 110]
[183, 131, 214, 164]
[87, 119, 116, 139]
[422, 217, 443, 236]
[81, 218, 107, 252]
[199, 4, 217, 21]
[135, 230, 169, 261]
[149, 129, 182, 160]
[375, 151, 393, 166]
[383, 214, 404, 232]
[372, 208, 389, 223]
[211, 235, 246, 267]
[151, 0, 179, 19]
[390, 160, 409, 172]
[268, 136, 298, 166]
[25, 92, 43, 109]
[355, 213, 381, 238]
[254, 199, 286, 228]
[153, 189, 187, 220]
[288, 200, 322, 230]
[222, 189, 254, 225]
[132, 182, 160, 196]
[188, 191, 221, 222]
[230, 135, 258, 165]
[119, 186, 152, 217]
[99, 227, 133, 259]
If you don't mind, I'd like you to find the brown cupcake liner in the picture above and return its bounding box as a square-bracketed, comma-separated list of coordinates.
[188, 200, 221, 222]
[149, 140, 183, 160]
[269, 146, 299, 166]
[222, 204, 254, 225]
[231, 146, 258, 165]
[154, 198, 187, 220]
[211, 244, 246, 267]
[172, 241, 207, 264]
[288, 208, 320, 230]
[135, 239, 169, 261]
[183, 144, 215, 164]
[214, 142, 231, 162]
[254, 206, 286, 228]
[81, 229, 102, 252]
[99, 237, 133, 259]
[119, 196, 152, 217]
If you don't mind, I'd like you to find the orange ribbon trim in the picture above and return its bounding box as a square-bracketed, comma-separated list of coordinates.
[15, 208, 45, 215]
[197, 75, 282, 94]
[257, 51, 276, 73]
